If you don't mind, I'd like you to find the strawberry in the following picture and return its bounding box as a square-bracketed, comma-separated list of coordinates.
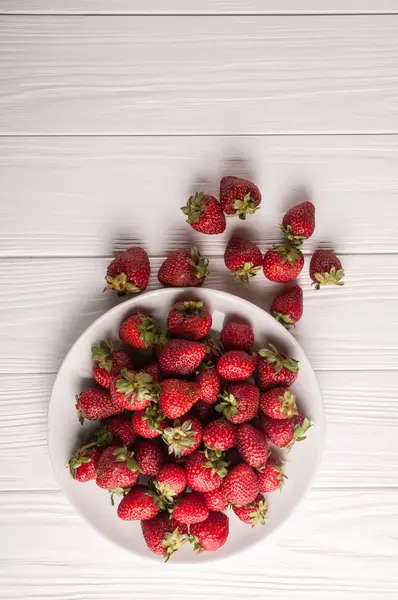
[75, 388, 122, 423]
[216, 350, 256, 381]
[185, 449, 228, 493]
[142, 362, 163, 383]
[153, 463, 187, 502]
[104, 247, 150, 295]
[260, 413, 312, 449]
[141, 513, 189, 560]
[99, 414, 136, 447]
[91, 340, 133, 388]
[190, 511, 229, 552]
[310, 249, 345, 289]
[257, 457, 287, 492]
[263, 245, 304, 283]
[220, 176, 261, 220]
[271, 285, 303, 329]
[203, 488, 227, 512]
[257, 344, 299, 389]
[167, 300, 212, 341]
[260, 387, 298, 419]
[158, 247, 210, 288]
[95, 446, 139, 489]
[132, 404, 166, 438]
[110, 368, 157, 411]
[195, 365, 221, 405]
[117, 485, 163, 521]
[202, 334, 224, 363]
[236, 423, 269, 468]
[159, 379, 201, 419]
[221, 463, 259, 506]
[181, 192, 226, 235]
[162, 414, 202, 457]
[280, 201, 316, 243]
[224, 236, 262, 285]
[135, 439, 164, 476]
[192, 399, 217, 424]
[159, 338, 206, 376]
[220, 321, 254, 351]
[216, 382, 260, 424]
[203, 419, 236, 451]
[119, 313, 158, 349]
[69, 444, 102, 482]
[172, 492, 209, 524]
[232, 493, 268, 526]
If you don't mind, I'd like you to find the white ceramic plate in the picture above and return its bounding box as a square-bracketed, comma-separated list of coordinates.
[48, 287, 325, 562]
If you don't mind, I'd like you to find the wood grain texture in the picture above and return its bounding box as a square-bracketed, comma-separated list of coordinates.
[1, 16, 398, 134]
[0, 255, 396, 374]
[1, 135, 397, 256]
[1, 372, 396, 491]
[1, 489, 397, 599]
[1, 1, 397, 14]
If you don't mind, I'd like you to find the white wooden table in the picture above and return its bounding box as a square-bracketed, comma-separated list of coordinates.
[1, 2, 397, 598]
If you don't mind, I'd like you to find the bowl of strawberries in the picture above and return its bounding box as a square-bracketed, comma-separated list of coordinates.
[49, 287, 324, 562]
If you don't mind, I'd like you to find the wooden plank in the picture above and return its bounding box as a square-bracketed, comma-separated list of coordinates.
[0, 372, 396, 491]
[1, 489, 397, 599]
[1, 16, 398, 134]
[0, 255, 396, 374]
[1, 135, 397, 256]
[1, 1, 397, 15]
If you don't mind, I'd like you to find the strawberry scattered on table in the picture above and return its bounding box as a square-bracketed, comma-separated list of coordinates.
[158, 247, 210, 287]
[263, 244, 304, 283]
[270, 285, 303, 329]
[280, 200, 316, 243]
[104, 247, 150, 295]
[224, 236, 262, 285]
[220, 176, 261, 220]
[310, 249, 345, 289]
[181, 191, 226, 235]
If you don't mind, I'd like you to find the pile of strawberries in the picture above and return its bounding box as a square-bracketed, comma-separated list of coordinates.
[70, 175, 344, 560]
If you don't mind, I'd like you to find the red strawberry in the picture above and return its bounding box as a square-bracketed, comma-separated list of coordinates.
[132, 404, 166, 438]
[236, 423, 269, 468]
[257, 457, 287, 492]
[260, 387, 298, 419]
[202, 334, 224, 363]
[257, 344, 299, 389]
[271, 285, 303, 329]
[135, 439, 164, 476]
[158, 247, 210, 287]
[162, 414, 203, 457]
[216, 382, 260, 424]
[191, 399, 217, 425]
[142, 362, 163, 384]
[263, 245, 304, 283]
[104, 247, 150, 295]
[99, 414, 136, 447]
[232, 493, 268, 526]
[153, 463, 187, 502]
[224, 236, 262, 285]
[96, 446, 139, 489]
[216, 350, 256, 381]
[221, 463, 259, 506]
[203, 419, 236, 451]
[181, 192, 226, 235]
[281, 201, 315, 242]
[260, 413, 312, 449]
[220, 176, 261, 220]
[167, 300, 212, 341]
[91, 340, 133, 388]
[190, 511, 229, 552]
[220, 321, 254, 351]
[159, 338, 206, 376]
[69, 444, 102, 482]
[185, 449, 228, 493]
[75, 388, 122, 424]
[159, 379, 201, 419]
[173, 492, 209, 524]
[195, 365, 221, 405]
[117, 485, 164, 521]
[141, 513, 189, 560]
[310, 249, 345, 289]
[203, 488, 227, 512]
[110, 369, 157, 411]
[119, 313, 158, 349]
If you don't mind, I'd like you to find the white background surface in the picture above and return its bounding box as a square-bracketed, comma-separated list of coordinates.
[0, 2, 397, 599]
